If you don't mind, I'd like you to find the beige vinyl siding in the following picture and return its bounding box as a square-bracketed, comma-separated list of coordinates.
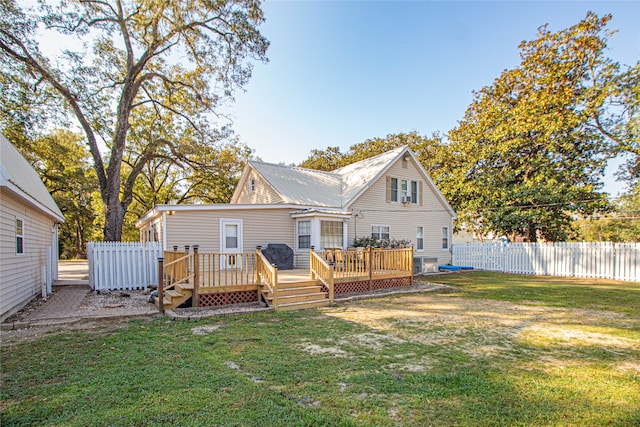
[163, 208, 309, 268]
[0, 190, 56, 321]
[233, 170, 284, 205]
[347, 157, 454, 265]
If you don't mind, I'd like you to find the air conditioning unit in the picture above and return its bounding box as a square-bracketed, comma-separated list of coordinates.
[413, 257, 438, 274]
[401, 196, 412, 203]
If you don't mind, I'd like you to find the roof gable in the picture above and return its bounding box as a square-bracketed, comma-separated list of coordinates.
[0, 134, 65, 222]
[243, 161, 343, 207]
[232, 146, 455, 217]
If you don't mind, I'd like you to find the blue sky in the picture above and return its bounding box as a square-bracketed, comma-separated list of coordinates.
[227, 1, 640, 196]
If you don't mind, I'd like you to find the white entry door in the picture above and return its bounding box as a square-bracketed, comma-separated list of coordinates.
[220, 219, 243, 268]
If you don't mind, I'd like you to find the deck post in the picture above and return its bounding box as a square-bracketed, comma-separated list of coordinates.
[309, 246, 315, 280]
[368, 246, 373, 291]
[256, 246, 262, 283]
[272, 264, 279, 310]
[157, 257, 164, 313]
[192, 245, 200, 308]
[184, 245, 190, 277]
[328, 261, 335, 303]
[410, 246, 414, 285]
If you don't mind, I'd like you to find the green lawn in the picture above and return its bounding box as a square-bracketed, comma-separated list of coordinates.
[2, 272, 639, 426]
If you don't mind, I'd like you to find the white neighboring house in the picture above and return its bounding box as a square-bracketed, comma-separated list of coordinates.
[0, 133, 65, 322]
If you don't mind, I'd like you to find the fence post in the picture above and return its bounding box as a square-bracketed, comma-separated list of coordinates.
[157, 257, 165, 313]
[184, 245, 190, 277]
[192, 245, 199, 308]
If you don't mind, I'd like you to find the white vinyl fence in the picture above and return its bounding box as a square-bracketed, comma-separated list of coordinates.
[452, 242, 639, 282]
[87, 242, 163, 291]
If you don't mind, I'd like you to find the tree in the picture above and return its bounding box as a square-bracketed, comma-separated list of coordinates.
[575, 184, 640, 242]
[9, 129, 102, 258]
[0, 0, 268, 240]
[300, 132, 447, 173]
[445, 13, 615, 241]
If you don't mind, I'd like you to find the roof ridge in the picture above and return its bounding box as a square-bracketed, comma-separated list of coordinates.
[249, 159, 341, 179]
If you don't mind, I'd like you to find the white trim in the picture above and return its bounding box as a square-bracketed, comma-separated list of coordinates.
[161, 211, 167, 252]
[136, 203, 306, 227]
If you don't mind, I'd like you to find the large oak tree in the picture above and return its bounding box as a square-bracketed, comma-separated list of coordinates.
[0, 0, 268, 240]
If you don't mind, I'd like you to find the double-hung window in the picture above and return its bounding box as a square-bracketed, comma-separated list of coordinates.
[297, 220, 311, 249]
[371, 225, 390, 241]
[416, 226, 424, 251]
[442, 227, 450, 250]
[16, 218, 24, 255]
[389, 177, 419, 204]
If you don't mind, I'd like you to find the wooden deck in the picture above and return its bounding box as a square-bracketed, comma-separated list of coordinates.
[158, 247, 414, 311]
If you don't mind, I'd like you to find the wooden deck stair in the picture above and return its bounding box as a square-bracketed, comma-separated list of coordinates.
[261, 280, 330, 311]
[161, 283, 193, 309]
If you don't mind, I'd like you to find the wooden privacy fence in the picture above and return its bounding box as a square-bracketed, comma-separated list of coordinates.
[87, 241, 162, 290]
[452, 242, 639, 282]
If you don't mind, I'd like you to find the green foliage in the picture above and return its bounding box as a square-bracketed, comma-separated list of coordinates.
[299, 131, 446, 174]
[0, 0, 269, 240]
[9, 129, 102, 258]
[445, 12, 616, 241]
[574, 184, 640, 242]
[351, 236, 411, 248]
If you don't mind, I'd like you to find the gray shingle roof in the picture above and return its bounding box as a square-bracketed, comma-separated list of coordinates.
[0, 133, 64, 221]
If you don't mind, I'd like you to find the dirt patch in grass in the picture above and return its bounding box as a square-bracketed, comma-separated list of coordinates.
[319, 292, 640, 362]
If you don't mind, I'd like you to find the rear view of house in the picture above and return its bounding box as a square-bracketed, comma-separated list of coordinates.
[138, 146, 456, 269]
[0, 134, 64, 322]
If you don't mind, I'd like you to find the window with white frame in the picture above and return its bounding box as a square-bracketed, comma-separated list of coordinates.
[320, 220, 343, 249]
[416, 226, 424, 251]
[249, 178, 256, 193]
[388, 177, 419, 204]
[297, 220, 311, 249]
[401, 179, 409, 200]
[442, 226, 449, 250]
[371, 225, 390, 241]
[16, 218, 24, 254]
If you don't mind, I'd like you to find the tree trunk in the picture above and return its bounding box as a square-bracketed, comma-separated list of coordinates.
[526, 222, 538, 243]
[104, 195, 125, 241]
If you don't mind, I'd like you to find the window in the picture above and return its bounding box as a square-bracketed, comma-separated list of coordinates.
[371, 225, 390, 241]
[320, 221, 343, 249]
[225, 224, 239, 250]
[442, 227, 449, 250]
[416, 226, 424, 251]
[389, 177, 420, 204]
[411, 181, 418, 204]
[401, 179, 409, 199]
[390, 178, 398, 202]
[16, 218, 24, 254]
[297, 220, 311, 249]
[249, 178, 256, 193]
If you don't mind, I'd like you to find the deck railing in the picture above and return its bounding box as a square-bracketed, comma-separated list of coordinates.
[310, 248, 334, 303]
[321, 247, 414, 282]
[256, 247, 279, 308]
[198, 252, 258, 288]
